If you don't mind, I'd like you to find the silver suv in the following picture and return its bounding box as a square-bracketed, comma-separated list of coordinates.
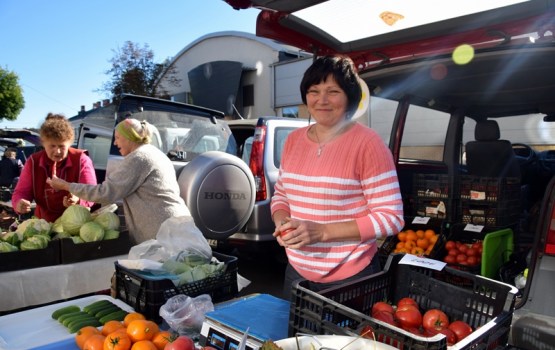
[219, 117, 309, 255]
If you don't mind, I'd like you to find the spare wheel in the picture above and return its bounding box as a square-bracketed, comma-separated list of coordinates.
[178, 151, 255, 240]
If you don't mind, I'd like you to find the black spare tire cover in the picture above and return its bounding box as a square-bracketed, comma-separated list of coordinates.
[178, 151, 255, 240]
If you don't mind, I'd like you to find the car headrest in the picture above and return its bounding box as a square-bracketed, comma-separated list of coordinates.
[475, 120, 500, 141]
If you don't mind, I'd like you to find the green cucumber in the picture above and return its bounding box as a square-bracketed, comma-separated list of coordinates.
[51, 305, 81, 320]
[67, 316, 100, 329]
[68, 319, 102, 333]
[83, 300, 113, 313]
[85, 303, 116, 316]
[58, 311, 86, 324]
[99, 310, 128, 324]
[62, 312, 92, 327]
[95, 305, 123, 318]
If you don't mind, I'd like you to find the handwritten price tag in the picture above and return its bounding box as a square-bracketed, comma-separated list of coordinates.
[399, 254, 446, 271]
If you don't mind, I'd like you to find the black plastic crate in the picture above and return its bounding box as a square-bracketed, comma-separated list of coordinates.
[414, 198, 450, 220]
[0, 240, 61, 272]
[413, 174, 451, 199]
[458, 198, 520, 227]
[377, 218, 446, 268]
[459, 176, 520, 202]
[289, 254, 518, 350]
[114, 252, 238, 323]
[60, 230, 133, 264]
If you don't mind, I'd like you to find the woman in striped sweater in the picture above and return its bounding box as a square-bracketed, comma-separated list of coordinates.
[271, 55, 405, 299]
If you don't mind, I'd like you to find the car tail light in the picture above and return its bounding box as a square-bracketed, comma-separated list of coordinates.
[249, 125, 267, 201]
[545, 205, 555, 255]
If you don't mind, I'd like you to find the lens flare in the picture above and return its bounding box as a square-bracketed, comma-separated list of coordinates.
[452, 44, 475, 65]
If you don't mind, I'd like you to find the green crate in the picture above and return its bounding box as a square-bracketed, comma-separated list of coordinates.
[482, 228, 514, 279]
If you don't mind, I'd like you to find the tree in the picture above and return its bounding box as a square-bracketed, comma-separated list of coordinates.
[99, 41, 180, 100]
[0, 67, 25, 121]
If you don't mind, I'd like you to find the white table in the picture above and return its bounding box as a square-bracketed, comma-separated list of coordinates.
[0, 255, 126, 313]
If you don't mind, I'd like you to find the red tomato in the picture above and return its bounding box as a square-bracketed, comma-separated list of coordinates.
[471, 242, 482, 250]
[445, 241, 456, 250]
[456, 254, 467, 264]
[422, 309, 449, 331]
[458, 244, 468, 254]
[164, 336, 195, 350]
[466, 256, 478, 266]
[466, 247, 478, 256]
[395, 305, 422, 329]
[438, 328, 458, 345]
[371, 301, 395, 315]
[397, 297, 418, 309]
[448, 320, 473, 342]
[402, 326, 422, 335]
[448, 248, 459, 256]
[360, 325, 375, 339]
[373, 310, 398, 327]
[444, 255, 456, 264]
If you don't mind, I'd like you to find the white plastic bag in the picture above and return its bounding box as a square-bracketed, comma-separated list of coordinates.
[159, 294, 214, 336]
[156, 216, 212, 260]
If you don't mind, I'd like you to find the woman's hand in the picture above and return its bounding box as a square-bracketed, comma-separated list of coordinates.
[46, 175, 70, 191]
[274, 218, 323, 249]
[16, 199, 32, 214]
[63, 194, 79, 207]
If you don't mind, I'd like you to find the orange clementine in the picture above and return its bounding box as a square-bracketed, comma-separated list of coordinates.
[102, 320, 125, 336]
[424, 229, 436, 239]
[406, 231, 418, 242]
[123, 312, 146, 327]
[82, 334, 105, 350]
[151, 331, 174, 350]
[404, 240, 416, 250]
[75, 326, 102, 349]
[131, 340, 158, 350]
[411, 247, 425, 255]
[397, 231, 407, 242]
[429, 235, 439, 245]
[416, 238, 430, 249]
[416, 230, 425, 238]
[396, 241, 405, 250]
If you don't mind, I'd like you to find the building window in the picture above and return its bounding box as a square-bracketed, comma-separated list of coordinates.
[243, 85, 254, 106]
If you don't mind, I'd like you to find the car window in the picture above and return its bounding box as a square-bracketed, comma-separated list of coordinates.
[274, 127, 295, 168]
[242, 136, 253, 164]
[81, 132, 112, 170]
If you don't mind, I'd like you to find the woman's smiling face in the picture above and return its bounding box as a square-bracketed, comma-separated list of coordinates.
[305, 75, 349, 127]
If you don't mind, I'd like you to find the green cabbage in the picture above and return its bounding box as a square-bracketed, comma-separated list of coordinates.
[53, 232, 71, 240]
[1, 231, 21, 246]
[93, 211, 120, 231]
[15, 218, 52, 239]
[0, 242, 18, 252]
[71, 236, 84, 244]
[20, 235, 49, 250]
[103, 229, 120, 240]
[79, 221, 105, 242]
[51, 217, 64, 234]
[60, 205, 92, 235]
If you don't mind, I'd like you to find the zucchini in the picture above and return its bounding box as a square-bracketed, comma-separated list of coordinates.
[68, 318, 102, 333]
[51, 305, 80, 320]
[58, 311, 86, 324]
[95, 305, 123, 318]
[83, 300, 113, 313]
[99, 310, 128, 324]
[62, 312, 92, 327]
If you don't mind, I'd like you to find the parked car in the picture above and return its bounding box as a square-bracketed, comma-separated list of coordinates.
[216, 117, 309, 255]
[226, 0, 555, 348]
[75, 94, 256, 242]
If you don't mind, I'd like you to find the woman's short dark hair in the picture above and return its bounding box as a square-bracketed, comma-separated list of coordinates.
[300, 55, 362, 119]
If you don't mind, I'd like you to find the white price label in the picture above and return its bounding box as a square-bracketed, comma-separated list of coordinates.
[464, 224, 484, 232]
[412, 216, 431, 224]
[399, 254, 446, 271]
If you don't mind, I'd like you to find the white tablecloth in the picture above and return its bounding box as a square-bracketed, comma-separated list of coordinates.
[0, 255, 126, 312]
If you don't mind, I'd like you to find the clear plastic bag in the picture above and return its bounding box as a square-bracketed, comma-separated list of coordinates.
[159, 294, 214, 336]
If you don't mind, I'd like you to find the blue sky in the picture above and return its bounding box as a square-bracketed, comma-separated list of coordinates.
[0, 0, 259, 129]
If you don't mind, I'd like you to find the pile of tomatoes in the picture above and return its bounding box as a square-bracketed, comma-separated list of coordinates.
[74, 312, 216, 350]
[442, 239, 483, 267]
[364, 297, 474, 346]
[391, 228, 440, 256]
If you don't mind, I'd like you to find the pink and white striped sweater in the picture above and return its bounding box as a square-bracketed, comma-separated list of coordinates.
[271, 122, 404, 283]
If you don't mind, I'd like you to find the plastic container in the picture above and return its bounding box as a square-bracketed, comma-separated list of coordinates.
[436, 225, 514, 281]
[289, 254, 518, 350]
[411, 174, 458, 220]
[114, 252, 239, 323]
[59, 230, 132, 264]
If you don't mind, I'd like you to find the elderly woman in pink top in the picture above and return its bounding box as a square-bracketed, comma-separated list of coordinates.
[271, 55, 405, 299]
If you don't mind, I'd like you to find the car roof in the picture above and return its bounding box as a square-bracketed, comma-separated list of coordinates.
[226, 0, 555, 119]
[0, 129, 41, 145]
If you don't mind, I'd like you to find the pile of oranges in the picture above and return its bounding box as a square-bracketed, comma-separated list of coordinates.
[75, 312, 174, 350]
[392, 228, 440, 256]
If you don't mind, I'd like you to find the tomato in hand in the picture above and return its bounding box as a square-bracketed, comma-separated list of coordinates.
[422, 309, 449, 331]
[448, 320, 473, 342]
[371, 301, 394, 315]
[395, 304, 422, 329]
